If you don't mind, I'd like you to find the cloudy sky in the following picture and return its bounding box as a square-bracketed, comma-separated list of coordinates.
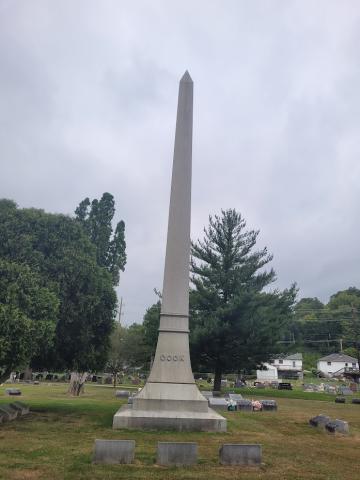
[1, 1, 359, 324]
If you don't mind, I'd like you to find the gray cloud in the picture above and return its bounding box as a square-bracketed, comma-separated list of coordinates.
[1, 0, 360, 323]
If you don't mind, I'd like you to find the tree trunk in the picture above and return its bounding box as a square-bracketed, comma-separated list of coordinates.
[24, 367, 33, 381]
[68, 371, 87, 396]
[213, 366, 222, 392]
[0, 367, 12, 384]
[113, 372, 117, 388]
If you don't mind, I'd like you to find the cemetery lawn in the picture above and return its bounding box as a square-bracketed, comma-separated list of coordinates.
[1, 384, 360, 480]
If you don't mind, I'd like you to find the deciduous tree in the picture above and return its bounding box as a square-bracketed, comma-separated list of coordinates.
[0, 259, 58, 383]
[75, 193, 126, 285]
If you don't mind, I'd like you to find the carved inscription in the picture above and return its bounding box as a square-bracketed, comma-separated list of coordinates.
[160, 354, 185, 362]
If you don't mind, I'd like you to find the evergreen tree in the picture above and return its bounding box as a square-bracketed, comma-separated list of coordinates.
[190, 209, 296, 390]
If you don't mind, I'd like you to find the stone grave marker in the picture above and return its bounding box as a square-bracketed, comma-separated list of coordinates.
[260, 400, 277, 411]
[208, 398, 228, 411]
[339, 386, 352, 395]
[228, 393, 243, 403]
[157, 442, 197, 466]
[325, 419, 349, 434]
[309, 414, 330, 428]
[237, 399, 252, 411]
[5, 388, 21, 396]
[10, 401, 30, 415]
[278, 382, 292, 390]
[335, 397, 346, 403]
[115, 390, 130, 398]
[0, 404, 18, 421]
[92, 439, 135, 464]
[200, 391, 213, 399]
[219, 444, 262, 465]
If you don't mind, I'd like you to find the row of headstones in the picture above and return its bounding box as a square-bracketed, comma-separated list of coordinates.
[304, 384, 357, 395]
[309, 415, 349, 434]
[208, 397, 277, 411]
[0, 402, 30, 423]
[93, 440, 262, 466]
[115, 390, 278, 411]
[335, 397, 360, 404]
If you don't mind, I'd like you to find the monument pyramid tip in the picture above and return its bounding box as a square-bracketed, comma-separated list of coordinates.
[180, 70, 193, 83]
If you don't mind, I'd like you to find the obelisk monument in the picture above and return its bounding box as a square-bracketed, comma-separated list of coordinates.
[113, 72, 226, 431]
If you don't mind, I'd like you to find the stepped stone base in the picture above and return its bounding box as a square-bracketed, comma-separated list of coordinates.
[113, 405, 227, 432]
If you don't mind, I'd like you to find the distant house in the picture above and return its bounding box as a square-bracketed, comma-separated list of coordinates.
[256, 363, 278, 382]
[270, 353, 303, 379]
[317, 353, 359, 377]
[257, 353, 303, 381]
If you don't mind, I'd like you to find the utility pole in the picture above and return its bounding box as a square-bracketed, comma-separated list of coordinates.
[118, 297, 124, 325]
[339, 338, 343, 352]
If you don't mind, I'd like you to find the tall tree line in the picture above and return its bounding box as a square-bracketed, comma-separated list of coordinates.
[0, 194, 126, 390]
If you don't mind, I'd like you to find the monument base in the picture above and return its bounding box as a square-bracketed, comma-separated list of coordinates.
[113, 404, 227, 432]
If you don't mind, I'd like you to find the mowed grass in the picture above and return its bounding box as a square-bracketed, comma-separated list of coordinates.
[0, 384, 360, 480]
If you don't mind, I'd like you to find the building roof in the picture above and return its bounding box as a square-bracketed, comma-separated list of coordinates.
[285, 353, 303, 361]
[318, 353, 358, 363]
[272, 353, 303, 361]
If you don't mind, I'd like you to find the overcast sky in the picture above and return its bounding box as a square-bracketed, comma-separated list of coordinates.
[1, 1, 359, 324]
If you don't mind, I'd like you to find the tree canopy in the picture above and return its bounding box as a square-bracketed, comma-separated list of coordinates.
[0, 259, 59, 382]
[190, 209, 297, 390]
[75, 192, 126, 286]
[0, 199, 118, 374]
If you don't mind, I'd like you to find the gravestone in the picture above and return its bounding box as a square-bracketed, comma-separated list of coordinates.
[325, 419, 349, 434]
[228, 393, 243, 403]
[278, 382, 292, 390]
[92, 439, 135, 464]
[255, 382, 266, 389]
[157, 442, 197, 466]
[237, 399, 253, 411]
[208, 398, 228, 411]
[9, 401, 30, 415]
[200, 391, 213, 399]
[260, 400, 277, 411]
[0, 405, 18, 421]
[339, 386, 352, 395]
[324, 385, 337, 394]
[5, 388, 21, 396]
[115, 390, 130, 398]
[219, 444, 262, 465]
[335, 397, 346, 403]
[309, 414, 330, 428]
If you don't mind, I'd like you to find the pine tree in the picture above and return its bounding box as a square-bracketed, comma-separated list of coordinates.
[191, 209, 296, 391]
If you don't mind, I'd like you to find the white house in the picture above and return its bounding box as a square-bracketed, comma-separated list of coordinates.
[317, 353, 359, 376]
[257, 353, 303, 381]
[256, 363, 278, 381]
[271, 353, 303, 378]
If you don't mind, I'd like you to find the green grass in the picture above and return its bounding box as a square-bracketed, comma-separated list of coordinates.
[0, 383, 360, 479]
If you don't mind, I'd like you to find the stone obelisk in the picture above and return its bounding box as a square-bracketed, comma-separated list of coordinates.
[113, 72, 226, 431]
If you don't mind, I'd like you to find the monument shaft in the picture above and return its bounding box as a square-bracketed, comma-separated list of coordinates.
[113, 72, 226, 431]
[147, 71, 194, 385]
